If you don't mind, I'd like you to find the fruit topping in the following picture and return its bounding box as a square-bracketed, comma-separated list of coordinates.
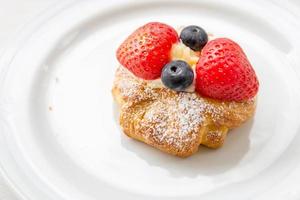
[161, 60, 194, 91]
[116, 22, 179, 80]
[180, 25, 208, 51]
[195, 38, 259, 101]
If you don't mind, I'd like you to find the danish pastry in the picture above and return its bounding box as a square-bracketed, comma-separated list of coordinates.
[112, 22, 259, 157]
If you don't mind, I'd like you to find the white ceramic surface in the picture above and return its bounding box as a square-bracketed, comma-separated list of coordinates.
[1, 1, 300, 199]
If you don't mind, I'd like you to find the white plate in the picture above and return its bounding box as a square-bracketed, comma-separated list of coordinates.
[1, 0, 300, 199]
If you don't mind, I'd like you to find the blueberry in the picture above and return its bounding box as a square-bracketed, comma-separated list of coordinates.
[161, 60, 194, 91]
[180, 25, 208, 51]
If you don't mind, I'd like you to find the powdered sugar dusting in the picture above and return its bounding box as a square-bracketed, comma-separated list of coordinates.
[206, 129, 224, 144]
[113, 65, 256, 153]
[140, 93, 223, 150]
[115, 66, 146, 101]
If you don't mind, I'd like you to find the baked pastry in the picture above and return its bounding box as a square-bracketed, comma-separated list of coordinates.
[112, 22, 259, 157]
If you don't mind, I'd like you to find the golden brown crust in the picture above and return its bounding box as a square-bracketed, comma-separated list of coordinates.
[112, 66, 256, 157]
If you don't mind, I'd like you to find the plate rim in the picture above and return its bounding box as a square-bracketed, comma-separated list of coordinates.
[0, 1, 85, 199]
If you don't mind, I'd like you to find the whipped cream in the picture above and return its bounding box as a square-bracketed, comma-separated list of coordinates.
[144, 74, 196, 93]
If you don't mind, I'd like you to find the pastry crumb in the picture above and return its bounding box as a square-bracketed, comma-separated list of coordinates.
[55, 77, 59, 83]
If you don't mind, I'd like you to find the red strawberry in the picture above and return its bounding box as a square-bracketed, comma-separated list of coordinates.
[196, 38, 259, 101]
[116, 22, 178, 80]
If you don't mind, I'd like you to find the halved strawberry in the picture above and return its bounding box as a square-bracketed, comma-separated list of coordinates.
[196, 38, 259, 101]
[116, 22, 179, 80]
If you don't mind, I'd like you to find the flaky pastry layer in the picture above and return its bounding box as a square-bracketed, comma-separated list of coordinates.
[112, 66, 256, 157]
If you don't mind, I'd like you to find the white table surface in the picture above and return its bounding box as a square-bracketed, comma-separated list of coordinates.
[0, 1, 55, 199]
